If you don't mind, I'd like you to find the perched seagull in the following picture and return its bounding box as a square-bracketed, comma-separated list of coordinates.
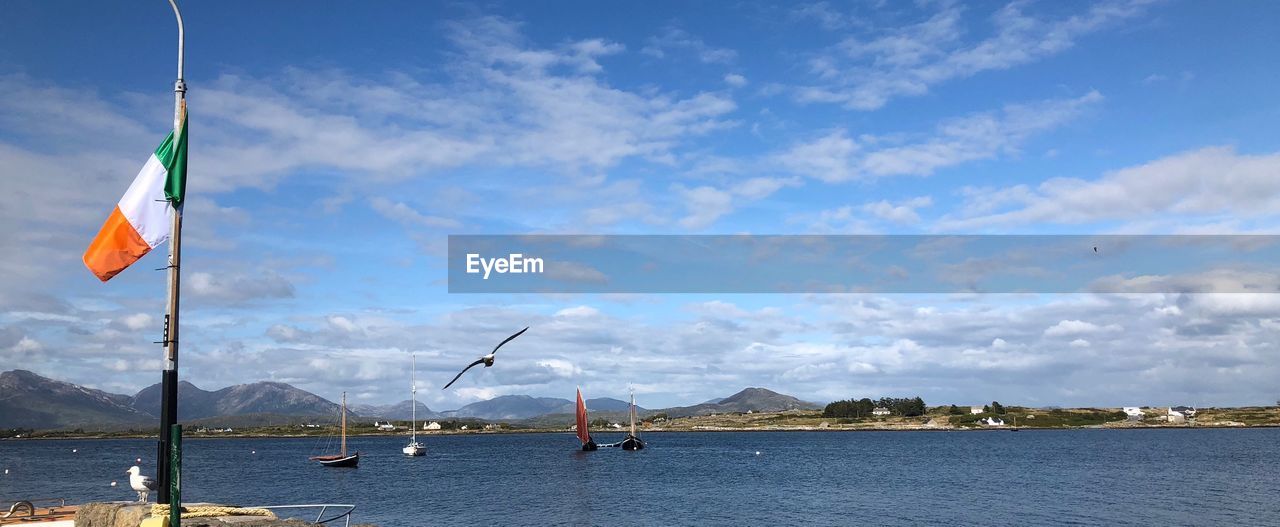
[442, 327, 529, 390]
[126, 465, 157, 503]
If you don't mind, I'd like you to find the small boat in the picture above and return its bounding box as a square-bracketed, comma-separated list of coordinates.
[1, 498, 76, 526]
[575, 387, 598, 451]
[311, 392, 359, 467]
[403, 355, 426, 457]
[619, 389, 645, 451]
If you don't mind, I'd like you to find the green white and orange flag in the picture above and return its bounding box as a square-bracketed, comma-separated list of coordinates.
[83, 107, 187, 282]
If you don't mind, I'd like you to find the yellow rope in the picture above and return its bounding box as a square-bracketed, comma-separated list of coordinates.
[150, 504, 276, 519]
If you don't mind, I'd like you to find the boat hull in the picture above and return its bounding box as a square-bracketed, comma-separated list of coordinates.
[403, 443, 426, 456]
[311, 452, 360, 467]
[620, 435, 645, 451]
[581, 440, 598, 452]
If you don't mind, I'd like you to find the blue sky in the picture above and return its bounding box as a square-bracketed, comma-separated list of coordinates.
[2, 0, 1279, 410]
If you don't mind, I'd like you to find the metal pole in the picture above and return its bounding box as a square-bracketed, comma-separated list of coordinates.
[169, 424, 182, 527]
[157, 0, 186, 504]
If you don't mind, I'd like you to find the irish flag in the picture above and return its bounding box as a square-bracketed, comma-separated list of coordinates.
[83, 109, 187, 282]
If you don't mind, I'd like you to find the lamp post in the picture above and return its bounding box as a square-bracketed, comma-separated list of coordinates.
[156, 0, 186, 504]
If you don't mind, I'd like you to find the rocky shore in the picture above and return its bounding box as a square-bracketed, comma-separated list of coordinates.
[74, 503, 376, 527]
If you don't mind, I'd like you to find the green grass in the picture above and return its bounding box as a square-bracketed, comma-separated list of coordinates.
[950, 409, 1125, 428]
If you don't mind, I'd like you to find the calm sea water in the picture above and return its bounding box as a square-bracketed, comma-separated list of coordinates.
[2, 429, 1278, 526]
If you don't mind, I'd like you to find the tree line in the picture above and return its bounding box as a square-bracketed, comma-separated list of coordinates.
[823, 396, 927, 418]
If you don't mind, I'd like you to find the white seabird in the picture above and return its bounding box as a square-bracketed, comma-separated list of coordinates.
[126, 465, 157, 503]
[442, 326, 529, 390]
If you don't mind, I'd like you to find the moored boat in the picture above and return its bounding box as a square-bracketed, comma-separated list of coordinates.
[575, 387, 598, 451]
[620, 389, 645, 451]
[403, 354, 426, 457]
[0, 499, 76, 526]
[311, 392, 359, 467]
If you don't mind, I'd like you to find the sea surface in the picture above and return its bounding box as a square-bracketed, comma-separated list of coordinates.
[2, 428, 1278, 526]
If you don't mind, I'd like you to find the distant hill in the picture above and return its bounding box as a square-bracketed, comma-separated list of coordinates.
[0, 370, 819, 430]
[0, 370, 152, 429]
[663, 387, 820, 417]
[444, 395, 645, 420]
[131, 380, 339, 419]
[350, 400, 437, 421]
[579, 397, 633, 412]
[447, 395, 575, 420]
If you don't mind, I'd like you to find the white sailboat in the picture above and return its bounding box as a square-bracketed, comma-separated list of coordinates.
[402, 354, 426, 457]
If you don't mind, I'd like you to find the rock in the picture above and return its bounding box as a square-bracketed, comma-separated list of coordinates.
[74, 502, 150, 527]
[73, 502, 363, 527]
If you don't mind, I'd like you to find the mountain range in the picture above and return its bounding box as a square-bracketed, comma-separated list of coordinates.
[0, 369, 819, 430]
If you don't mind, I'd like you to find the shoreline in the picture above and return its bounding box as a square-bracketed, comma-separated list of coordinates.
[5, 422, 1278, 441]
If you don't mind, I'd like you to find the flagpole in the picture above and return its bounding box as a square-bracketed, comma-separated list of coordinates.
[157, 0, 186, 504]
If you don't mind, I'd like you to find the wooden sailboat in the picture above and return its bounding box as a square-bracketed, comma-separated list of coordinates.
[575, 388, 598, 451]
[619, 389, 645, 451]
[403, 355, 426, 456]
[311, 392, 359, 467]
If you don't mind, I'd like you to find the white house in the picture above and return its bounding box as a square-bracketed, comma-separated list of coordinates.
[981, 417, 1005, 426]
[970, 406, 984, 415]
[1123, 407, 1144, 421]
[872, 407, 891, 417]
[424, 421, 441, 431]
[1167, 406, 1196, 423]
[374, 421, 395, 431]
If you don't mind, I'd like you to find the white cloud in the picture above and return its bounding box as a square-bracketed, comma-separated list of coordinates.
[369, 197, 461, 229]
[674, 185, 735, 230]
[554, 306, 600, 318]
[724, 73, 748, 87]
[862, 196, 933, 224]
[641, 27, 737, 64]
[12, 336, 42, 353]
[797, 1, 1152, 110]
[120, 313, 153, 331]
[1044, 319, 1121, 337]
[942, 147, 1280, 230]
[776, 92, 1102, 182]
[187, 271, 295, 304]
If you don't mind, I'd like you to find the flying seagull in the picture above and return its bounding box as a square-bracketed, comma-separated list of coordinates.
[126, 465, 157, 503]
[442, 327, 529, 390]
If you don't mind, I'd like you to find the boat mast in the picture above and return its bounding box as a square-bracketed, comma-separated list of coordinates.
[156, 0, 187, 503]
[410, 354, 417, 442]
[629, 388, 637, 436]
[340, 392, 347, 457]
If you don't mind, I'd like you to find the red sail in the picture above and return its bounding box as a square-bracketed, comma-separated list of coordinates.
[575, 388, 591, 444]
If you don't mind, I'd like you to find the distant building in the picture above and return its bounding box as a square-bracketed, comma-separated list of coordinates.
[872, 407, 891, 417]
[970, 406, 984, 415]
[1167, 407, 1195, 423]
[424, 421, 441, 431]
[460, 425, 468, 430]
[610, 423, 623, 429]
[982, 417, 1005, 426]
[374, 421, 395, 431]
[1123, 407, 1144, 421]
